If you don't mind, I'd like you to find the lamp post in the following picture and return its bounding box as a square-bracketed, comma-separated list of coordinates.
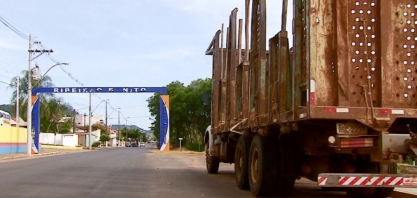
[88, 92, 92, 150]
[91, 98, 108, 132]
[118, 110, 121, 147]
[83, 113, 87, 131]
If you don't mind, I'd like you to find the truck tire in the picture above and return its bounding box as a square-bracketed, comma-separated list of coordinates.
[275, 135, 297, 197]
[235, 136, 251, 190]
[248, 135, 277, 197]
[205, 143, 219, 174]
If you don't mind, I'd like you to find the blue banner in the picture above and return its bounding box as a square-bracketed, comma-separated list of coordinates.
[33, 87, 167, 95]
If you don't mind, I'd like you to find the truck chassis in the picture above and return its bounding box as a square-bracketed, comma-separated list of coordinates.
[204, 0, 417, 197]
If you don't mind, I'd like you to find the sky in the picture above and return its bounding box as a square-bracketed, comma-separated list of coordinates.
[0, 0, 293, 130]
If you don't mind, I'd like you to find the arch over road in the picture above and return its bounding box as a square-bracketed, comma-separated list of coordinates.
[31, 87, 169, 153]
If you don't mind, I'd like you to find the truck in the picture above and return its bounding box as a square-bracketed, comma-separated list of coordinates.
[203, 0, 417, 197]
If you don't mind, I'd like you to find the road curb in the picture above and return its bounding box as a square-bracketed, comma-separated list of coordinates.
[1, 152, 60, 161]
[41, 145, 83, 150]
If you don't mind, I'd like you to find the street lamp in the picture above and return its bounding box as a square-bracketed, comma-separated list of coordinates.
[91, 99, 109, 132]
[91, 99, 108, 114]
[118, 109, 121, 147]
[32, 62, 69, 88]
[26, 57, 69, 156]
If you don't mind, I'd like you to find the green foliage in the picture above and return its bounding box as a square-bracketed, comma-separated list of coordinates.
[92, 141, 101, 147]
[147, 78, 212, 148]
[121, 128, 147, 141]
[184, 142, 204, 152]
[59, 118, 73, 133]
[7, 70, 76, 134]
[99, 134, 110, 142]
[92, 124, 107, 134]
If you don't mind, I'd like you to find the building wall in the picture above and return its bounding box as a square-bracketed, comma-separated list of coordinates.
[0, 126, 27, 154]
[39, 133, 78, 147]
[74, 114, 104, 127]
[78, 129, 100, 147]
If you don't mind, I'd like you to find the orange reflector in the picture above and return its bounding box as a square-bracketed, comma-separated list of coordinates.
[340, 138, 373, 148]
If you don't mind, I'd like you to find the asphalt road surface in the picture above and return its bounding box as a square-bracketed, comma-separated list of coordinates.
[0, 146, 413, 198]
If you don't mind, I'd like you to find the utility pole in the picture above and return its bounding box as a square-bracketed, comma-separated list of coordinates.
[88, 92, 92, 150]
[15, 77, 19, 129]
[26, 37, 53, 155]
[125, 118, 128, 142]
[105, 100, 108, 132]
[73, 109, 76, 133]
[118, 110, 120, 147]
[26, 34, 32, 156]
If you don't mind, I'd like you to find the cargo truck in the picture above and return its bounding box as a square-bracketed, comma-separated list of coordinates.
[204, 0, 417, 197]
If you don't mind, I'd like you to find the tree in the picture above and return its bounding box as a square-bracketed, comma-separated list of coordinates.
[92, 123, 107, 134]
[147, 78, 212, 149]
[8, 70, 54, 122]
[121, 128, 142, 141]
[100, 134, 110, 142]
[8, 70, 75, 133]
[59, 118, 73, 133]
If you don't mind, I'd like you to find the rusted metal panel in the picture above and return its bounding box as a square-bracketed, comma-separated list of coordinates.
[381, 0, 417, 108]
[308, 0, 338, 109]
[306, 0, 417, 126]
[268, 35, 279, 123]
[346, 0, 381, 109]
[293, 0, 306, 119]
[226, 8, 239, 126]
[205, 30, 221, 134]
[249, 0, 268, 128]
[207, 0, 417, 134]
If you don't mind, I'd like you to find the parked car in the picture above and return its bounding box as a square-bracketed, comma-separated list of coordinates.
[139, 142, 145, 147]
[131, 142, 138, 147]
[125, 142, 131, 147]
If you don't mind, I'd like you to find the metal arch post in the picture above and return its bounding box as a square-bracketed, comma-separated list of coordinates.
[159, 95, 170, 152]
[32, 95, 41, 153]
[30, 86, 168, 153]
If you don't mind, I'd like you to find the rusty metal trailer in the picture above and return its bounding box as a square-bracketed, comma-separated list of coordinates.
[204, 0, 417, 197]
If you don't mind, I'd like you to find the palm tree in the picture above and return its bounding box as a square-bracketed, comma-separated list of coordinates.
[8, 70, 54, 122]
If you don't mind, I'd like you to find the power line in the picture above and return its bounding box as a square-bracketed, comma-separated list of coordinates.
[0, 73, 13, 80]
[0, 16, 28, 40]
[0, 80, 9, 85]
[0, 15, 124, 118]
[0, 60, 22, 72]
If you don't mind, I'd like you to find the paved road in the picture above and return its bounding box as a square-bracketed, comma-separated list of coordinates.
[0, 146, 251, 198]
[0, 146, 414, 198]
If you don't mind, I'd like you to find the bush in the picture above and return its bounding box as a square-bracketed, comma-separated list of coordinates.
[184, 142, 203, 152]
[99, 134, 110, 142]
[92, 141, 101, 147]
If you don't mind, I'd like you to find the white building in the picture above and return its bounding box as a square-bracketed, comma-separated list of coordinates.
[74, 114, 104, 127]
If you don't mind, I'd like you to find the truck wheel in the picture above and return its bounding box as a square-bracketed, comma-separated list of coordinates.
[248, 135, 277, 197]
[205, 143, 219, 174]
[275, 136, 297, 197]
[235, 136, 251, 190]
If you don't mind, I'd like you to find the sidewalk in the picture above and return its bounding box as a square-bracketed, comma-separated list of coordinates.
[0, 147, 93, 161]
